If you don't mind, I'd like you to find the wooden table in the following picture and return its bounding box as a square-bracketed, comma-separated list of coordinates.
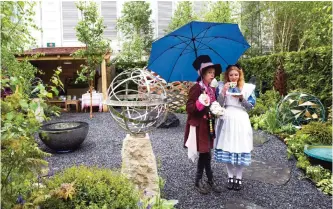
[65, 100, 81, 112]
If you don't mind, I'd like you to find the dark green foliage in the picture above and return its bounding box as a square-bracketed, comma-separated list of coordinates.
[240, 47, 332, 111]
[298, 121, 332, 145]
[249, 90, 281, 117]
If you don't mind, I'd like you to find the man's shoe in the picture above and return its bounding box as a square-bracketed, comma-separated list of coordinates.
[227, 177, 234, 190]
[234, 179, 242, 191]
[195, 180, 210, 194]
[207, 180, 222, 193]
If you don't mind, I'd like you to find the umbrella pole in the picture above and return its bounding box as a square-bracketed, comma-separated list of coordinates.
[192, 41, 198, 58]
[190, 22, 198, 58]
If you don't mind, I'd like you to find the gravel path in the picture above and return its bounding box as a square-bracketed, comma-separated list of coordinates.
[38, 113, 332, 209]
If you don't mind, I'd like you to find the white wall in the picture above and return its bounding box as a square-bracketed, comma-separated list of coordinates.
[29, 1, 245, 51]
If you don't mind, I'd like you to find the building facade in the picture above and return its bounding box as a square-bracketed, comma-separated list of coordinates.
[30, 1, 217, 54]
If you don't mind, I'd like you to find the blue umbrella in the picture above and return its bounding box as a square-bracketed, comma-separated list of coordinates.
[147, 21, 250, 82]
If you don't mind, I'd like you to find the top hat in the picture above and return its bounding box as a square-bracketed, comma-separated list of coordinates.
[192, 55, 222, 77]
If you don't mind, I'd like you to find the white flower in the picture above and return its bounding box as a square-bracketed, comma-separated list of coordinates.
[210, 101, 225, 117]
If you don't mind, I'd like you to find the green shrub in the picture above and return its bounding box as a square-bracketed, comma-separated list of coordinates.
[138, 177, 178, 209]
[250, 107, 282, 134]
[263, 108, 281, 134]
[240, 46, 332, 112]
[327, 106, 332, 122]
[298, 121, 332, 145]
[280, 123, 297, 135]
[38, 166, 140, 209]
[285, 122, 332, 195]
[250, 114, 266, 130]
[286, 134, 312, 159]
[174, 105, 186, 114]
[317, 177, 333, 195]
[306, 165, 331, 183]
[249, 90, 281, 117]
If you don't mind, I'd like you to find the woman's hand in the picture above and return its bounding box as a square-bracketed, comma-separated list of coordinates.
[221, 82, 230, 95]
[232, 94, 244, 101]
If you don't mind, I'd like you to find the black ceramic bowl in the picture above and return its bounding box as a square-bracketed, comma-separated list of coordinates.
[39, 121, 89, 153]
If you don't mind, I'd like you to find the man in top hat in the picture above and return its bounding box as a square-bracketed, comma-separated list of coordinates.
[184, 55, 222, 194]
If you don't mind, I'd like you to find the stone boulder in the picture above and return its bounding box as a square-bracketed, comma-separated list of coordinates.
[158, 112, 180, 128]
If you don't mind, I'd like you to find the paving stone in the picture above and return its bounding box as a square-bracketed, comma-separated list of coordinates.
[253, 132, 270, 147]
[225, 199, 267, 209]
[233, 160, 291, 185]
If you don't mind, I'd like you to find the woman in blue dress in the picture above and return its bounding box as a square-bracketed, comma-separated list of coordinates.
[214, 64, 256, 191]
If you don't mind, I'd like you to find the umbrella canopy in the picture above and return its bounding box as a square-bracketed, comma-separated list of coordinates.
[147, 21, 250, 82]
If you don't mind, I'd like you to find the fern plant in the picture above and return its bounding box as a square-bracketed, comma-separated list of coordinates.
[263, 108, 281, 134]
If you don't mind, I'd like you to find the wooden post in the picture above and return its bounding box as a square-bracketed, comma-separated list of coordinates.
[101, 59, 108, 112]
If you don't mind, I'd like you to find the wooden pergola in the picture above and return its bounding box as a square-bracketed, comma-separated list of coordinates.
[16, 47, 111, 112]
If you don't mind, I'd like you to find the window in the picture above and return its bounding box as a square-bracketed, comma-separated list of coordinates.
[157, 1, 173, 38]
[61, 1, 80, 41]
[101, 1, 117, 39]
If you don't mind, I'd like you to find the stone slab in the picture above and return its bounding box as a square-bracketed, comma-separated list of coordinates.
[225, 199, 267, 209]
[224, 160, 291, 185]
[253, 132, 270, 147]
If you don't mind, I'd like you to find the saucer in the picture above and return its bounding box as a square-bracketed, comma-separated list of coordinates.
[226, 92, 242, 96]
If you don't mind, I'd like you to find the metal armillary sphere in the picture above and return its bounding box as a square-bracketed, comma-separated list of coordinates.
[105, 69, 168, 136]
[277, 92, 325, 126]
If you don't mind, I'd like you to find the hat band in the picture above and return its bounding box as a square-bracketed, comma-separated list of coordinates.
[199, 62, 214, 74]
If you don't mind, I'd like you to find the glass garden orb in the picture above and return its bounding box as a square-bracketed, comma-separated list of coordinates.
[277, 92, 325, 126]
[105, 69, 168, 136]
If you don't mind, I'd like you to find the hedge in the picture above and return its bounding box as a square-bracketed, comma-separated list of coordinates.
[239, 46, 332, 110]
[112, 47, 332, 110]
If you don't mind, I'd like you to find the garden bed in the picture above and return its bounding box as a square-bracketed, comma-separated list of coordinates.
[35, 112, 332, 209]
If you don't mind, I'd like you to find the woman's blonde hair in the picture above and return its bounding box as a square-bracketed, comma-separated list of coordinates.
[224, 65, 245, 88]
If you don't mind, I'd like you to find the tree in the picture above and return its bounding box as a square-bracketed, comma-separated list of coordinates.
[1, 1, 39, 92]
[233, 1, 332, 56]
[166, 1, 198, 33]
[297, 2, 332, 51]
[73, 1, 110, 118]
[116, 1, 154, 61]
[203, 1, 232, 23]
[261, 1, 332, 53]
[1, 2, 63, 208]
[239, 1, 263, 57]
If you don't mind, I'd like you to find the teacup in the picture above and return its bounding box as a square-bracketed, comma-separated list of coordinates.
[229, 82, 237, 88]
[210, 78, 218, 88]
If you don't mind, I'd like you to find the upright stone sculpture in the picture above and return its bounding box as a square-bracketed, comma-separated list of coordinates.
[105, 69, 167, 196]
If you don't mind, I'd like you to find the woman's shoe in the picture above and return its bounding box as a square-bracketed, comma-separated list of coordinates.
[234, 179, 242, 191]
[227, 177, 234, 190]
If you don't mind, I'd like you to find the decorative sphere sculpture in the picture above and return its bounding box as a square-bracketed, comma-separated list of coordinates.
[105, 69, 168, 136]
[277, 92, 325, 126]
